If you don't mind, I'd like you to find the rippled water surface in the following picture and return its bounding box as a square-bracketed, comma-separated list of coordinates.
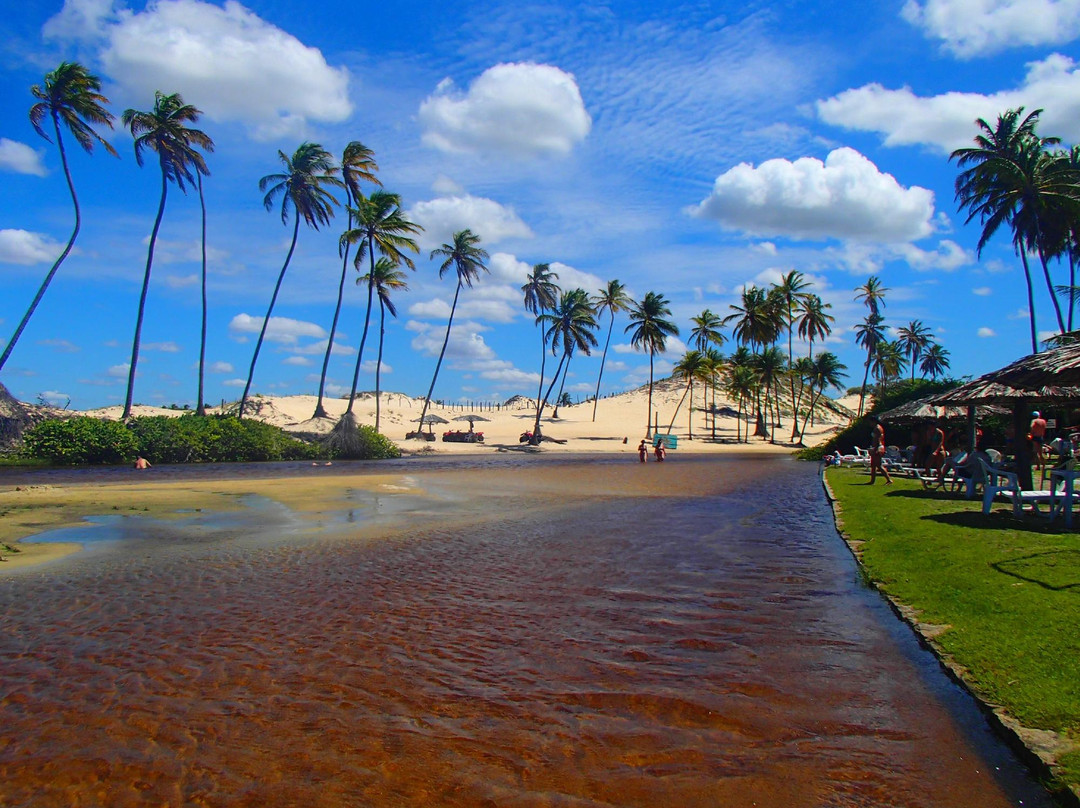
[0, 455, 1053, 807]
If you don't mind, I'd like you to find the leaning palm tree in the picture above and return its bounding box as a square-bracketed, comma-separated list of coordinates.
[531, 289, 599, 441]
[522, 263, 561, 427]
[665, 349, 709, 439]
[896, 320, 933, 381]
[854, 312, 886, 417]
[951, 107, 1062, 351]
[626, 291, 679, 438]
[312, 141, 381, 419]
[798, 352, 848, 441]
[415, 229, 489, 433]
[2, 63, 118, 375]
[239, 142, 343, 418]
[361, 258, 408, 432]
[121, 91, 212, 419]
[340, 191, 422, 417]
[919, 342, 951, 380]
[590, 279, 634, 422]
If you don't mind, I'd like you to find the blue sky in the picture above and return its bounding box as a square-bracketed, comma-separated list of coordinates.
[3, 0, 1080, 411]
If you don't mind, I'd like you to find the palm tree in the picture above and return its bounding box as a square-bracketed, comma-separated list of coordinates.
[798, 352, 848, 440]
[665, 349, 709, 439]
[871, 340, 908, 395]
[792, 293, 834, 422]
[239, 142, 343, 418]
[626, 291, 679, 437]
[416, 229, 489, 433]
[522, 264, 561, 427]
[774, 270, 811, 439]
[550, 288, 593, 419]
[854, 275, 889, 316]
[532, 289, 598, 441]
[752, 346, 786, 443]
[121, 91, 212, 418]
[723, 357, 757, 443]
[854, 313, 886, 417]
[919, 342, 951, 380]
[361, 258, 408, 432]
[590, 279, 634, 422]
[702, 347, 725, 440]
[1047, 146, 1080, 331]
[313, 141, 381, 419]
[724, 286, 782, 436]
[951, 107, 1063, 351]
[341, 191, 422, 416]
[2, 63, 118, 374]
[896, 320, 933, 381]
[689, 309, 725, 352]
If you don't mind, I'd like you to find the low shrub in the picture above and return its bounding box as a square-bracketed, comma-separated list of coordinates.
[21, 417, 139, 465]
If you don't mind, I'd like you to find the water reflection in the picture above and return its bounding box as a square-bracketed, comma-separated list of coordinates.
[0, 455, 1053, 807]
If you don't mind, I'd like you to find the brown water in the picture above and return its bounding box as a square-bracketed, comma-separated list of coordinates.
[0, 455, 1053, 807]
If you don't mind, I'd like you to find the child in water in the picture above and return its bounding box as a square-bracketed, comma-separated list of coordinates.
[638, 439, 648, 462]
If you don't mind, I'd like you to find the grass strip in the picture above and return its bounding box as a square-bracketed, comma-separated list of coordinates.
[825, 466, 1080, 799]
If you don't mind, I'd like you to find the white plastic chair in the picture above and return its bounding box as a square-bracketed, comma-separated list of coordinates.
[979, 459, 1056, 517]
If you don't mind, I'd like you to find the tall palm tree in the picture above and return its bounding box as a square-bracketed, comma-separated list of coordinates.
[724, 286, 782, 436]
[702, 347, 725, 440]
[723, 359, 756, 443]
[919, 342, 951, 380]
[239, 142, 343, 418]
[792, 293, 834, 421]
[313, 141, 381, 419]
[626, 291, 679, 438]
[854, 312, 886, 417]
[2, 63, 118, 374]
[522, 264, 561, 427]
[798, 352, 848, 441]
[752, 346, 786, 443]
[531, 289, 598, 441]
[550, 288, 593, 419]
[665, 349, 709, 439]
[1047, 146, 1080, 330]
[590, 279, 634, 422]
[774, 270, 811, 439]
[689, 308, 725, 352]
[360, 257, 408, 432]
[871, 340, 908, 395]
[854, 275, 889, 316]
[951, 107, 1062, 351]
[416, 229, 489, 433]
[121, 91, 212, 418]
[341, 191, 422, 416]
[896, 320, 933, 381]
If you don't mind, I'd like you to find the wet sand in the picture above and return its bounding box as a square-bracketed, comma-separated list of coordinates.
[0, 454, 1054, 807]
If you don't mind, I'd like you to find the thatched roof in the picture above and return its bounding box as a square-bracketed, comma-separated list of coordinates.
[878, 397, 1007, 423]
[929, 342, 1080, 406]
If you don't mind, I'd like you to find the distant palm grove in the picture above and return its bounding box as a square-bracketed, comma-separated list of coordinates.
[41, 63, 1080, 445]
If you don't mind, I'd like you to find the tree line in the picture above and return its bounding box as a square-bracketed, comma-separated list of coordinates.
[7, 62, 960, 447]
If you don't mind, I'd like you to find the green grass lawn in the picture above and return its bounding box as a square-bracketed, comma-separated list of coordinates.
[825, 466, 1080, 796]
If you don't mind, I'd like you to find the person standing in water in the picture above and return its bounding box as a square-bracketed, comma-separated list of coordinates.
[638, 439, 648, 463]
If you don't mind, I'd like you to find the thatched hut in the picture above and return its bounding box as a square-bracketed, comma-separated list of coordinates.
[928, 343, 1080, 488]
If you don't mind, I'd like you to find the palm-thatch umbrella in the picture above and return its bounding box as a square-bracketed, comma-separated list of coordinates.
[452, 414, 490, 433]
[877, 397, 1007, 424]
[927, 342, 1080, 488]
[412, 413, 449, 436]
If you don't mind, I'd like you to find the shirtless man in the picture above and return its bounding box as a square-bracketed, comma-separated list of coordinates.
[1030, 411, 1048, 469]
[868, 415, 892, 485]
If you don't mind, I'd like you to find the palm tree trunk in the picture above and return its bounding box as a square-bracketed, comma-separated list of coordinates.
[533, 323, 550, 426]
[800, 386, 822, 439]
[0, 111, 79, 374]
[239, 213, 299, 419]
[375, 299, 386, 432]
[645, 352, 654, 438]
[552, 355, 571, 417]
[788, 305, 798, 440]
[531, 350, 569, 441]
[1069, 245, 1077, 332]
[665, 380, 691, 436]
[1018, 249, 1039, 352]
[314, 204, 354, 419]
[345, 246, 377, 415]
[416, 281, 461, 433]
[857, 351, 872, 418]
[196, 172, 208, 416]
[591, 311, 615, 422]
[1035, 242, 1066, 333]
[123, 165, 169, 419]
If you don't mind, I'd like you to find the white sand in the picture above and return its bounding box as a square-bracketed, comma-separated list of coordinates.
[82, 380, 855, 456]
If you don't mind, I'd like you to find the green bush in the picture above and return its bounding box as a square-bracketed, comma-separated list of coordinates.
[20, 414, 404, 465]
[21, 417, 139, 465]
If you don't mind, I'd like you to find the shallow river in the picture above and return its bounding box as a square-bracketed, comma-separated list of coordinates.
[0, 454, 1054, 807]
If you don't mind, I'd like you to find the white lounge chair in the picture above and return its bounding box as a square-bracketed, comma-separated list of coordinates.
[979, 459, 1057, 517]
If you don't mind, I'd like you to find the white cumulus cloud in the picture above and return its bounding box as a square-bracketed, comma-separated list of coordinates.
[690, 148, 935, 243]
[419, 62, 591, 158]
[902, 0, 1080, 57]
[977, 326, 997, 337]
[229, 313, 327, 344]
[0, 229, 64, 265]
[817, 54, 1080, 152]
[0, 139, 48, 176]
[44, 0, 352, 141]
[408, 194, 532, 250]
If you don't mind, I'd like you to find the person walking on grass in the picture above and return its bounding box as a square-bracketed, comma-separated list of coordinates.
[868, 415, 892, 485]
